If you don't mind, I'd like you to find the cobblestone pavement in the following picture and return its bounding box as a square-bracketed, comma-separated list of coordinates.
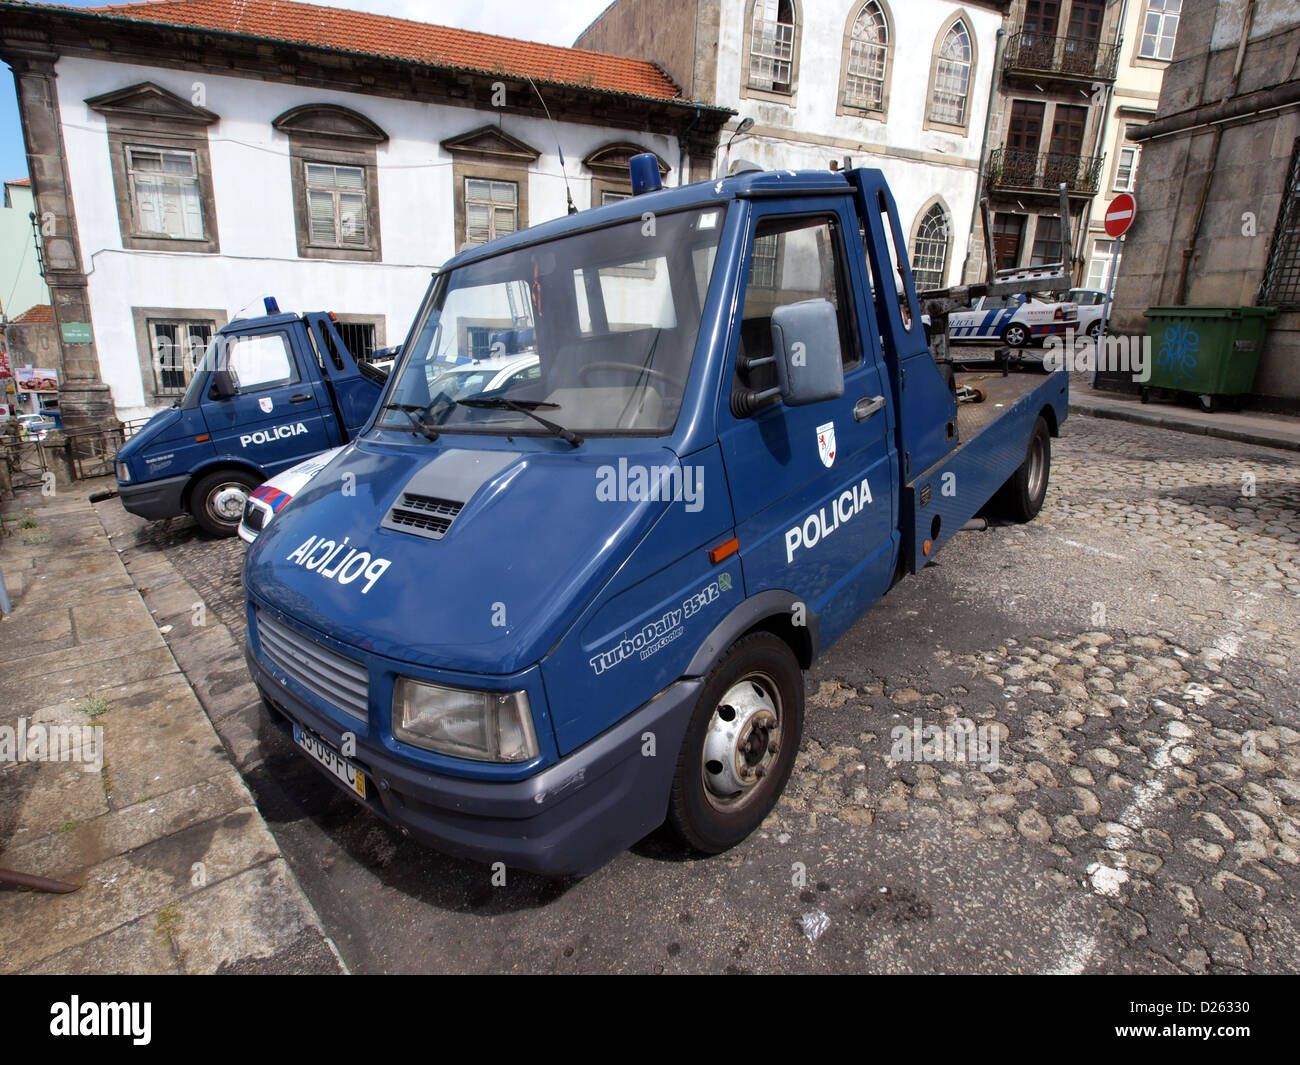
[110, 412, 1300, 973]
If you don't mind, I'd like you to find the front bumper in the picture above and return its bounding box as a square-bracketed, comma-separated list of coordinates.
[246, 646, 700, 877]
[118, 474, 188, 521]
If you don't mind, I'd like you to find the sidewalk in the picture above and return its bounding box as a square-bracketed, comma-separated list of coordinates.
[0, 479, 345, 974]
[1069, 378, 1300, 452]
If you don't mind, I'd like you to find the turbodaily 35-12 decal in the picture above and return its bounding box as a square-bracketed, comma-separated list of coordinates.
[589, 575, 732, 676]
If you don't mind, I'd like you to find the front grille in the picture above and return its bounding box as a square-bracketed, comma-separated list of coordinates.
[386, 493, 463, 540]
[256, 611, 368, 722]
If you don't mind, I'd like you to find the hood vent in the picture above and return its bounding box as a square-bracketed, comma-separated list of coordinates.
[381, 448, 520, 541]
[387, 493, 463, 539]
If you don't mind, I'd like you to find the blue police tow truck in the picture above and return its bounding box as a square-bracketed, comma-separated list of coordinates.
[242, 160, 1070, 876]
[115, 304, 388, 536]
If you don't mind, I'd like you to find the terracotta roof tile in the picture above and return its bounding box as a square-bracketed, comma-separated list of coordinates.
[12, 304, 54, 324]
[85, 0, 682, 101]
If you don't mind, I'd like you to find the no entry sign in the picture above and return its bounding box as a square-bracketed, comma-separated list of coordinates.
[1104, 193, 1136, 238]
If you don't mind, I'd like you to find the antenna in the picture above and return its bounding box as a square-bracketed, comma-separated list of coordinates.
[523, 73, 578, 215]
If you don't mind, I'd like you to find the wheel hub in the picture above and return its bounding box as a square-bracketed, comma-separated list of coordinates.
[210, 484, 249, 522]
[702, 675, 780, 805]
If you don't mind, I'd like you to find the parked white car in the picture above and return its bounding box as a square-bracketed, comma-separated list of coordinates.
[1065, 288, 1111, 338]
[238, 446, 344, 544]
[949, 292, 1078, 347]
[427, 354, 540, 400]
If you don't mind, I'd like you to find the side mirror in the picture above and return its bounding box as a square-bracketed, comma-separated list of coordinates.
[770, 299, 845, 407]
[209, 368, 237, 399]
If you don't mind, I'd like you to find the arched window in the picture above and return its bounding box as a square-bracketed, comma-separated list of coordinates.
[929, 19, 973, 128]
[911, 203, 951, 291]
[748, 0, 797, 95]
[843, 1, 890, 114]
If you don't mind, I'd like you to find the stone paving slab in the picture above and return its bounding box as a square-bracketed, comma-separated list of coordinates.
[0, 480, 345, 975]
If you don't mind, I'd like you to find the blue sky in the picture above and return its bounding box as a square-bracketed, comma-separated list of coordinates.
[1, 0, 613, 182]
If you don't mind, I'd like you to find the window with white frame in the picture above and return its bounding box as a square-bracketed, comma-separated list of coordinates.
[911, 204, 951, 291]
[844, 2, 889, 113]
[306, 163, 368, 247]
[464, 179, 518, 245]
[930, 21, 973, 127]
[1114, 144, 1141, 191]
[1139, 0, 1181, 61]
[126, 147, 204, 239]
[1085, 238, 1121, 290]
[749, 0, 796, 94]
[148, 318, 213, 395]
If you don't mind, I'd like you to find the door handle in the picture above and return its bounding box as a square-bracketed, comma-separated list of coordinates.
[853, 395, 885, 422]
[289, 393, 312, 404]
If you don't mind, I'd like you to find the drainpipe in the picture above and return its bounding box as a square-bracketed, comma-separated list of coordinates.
[1175, 0, 1257, 304]
[677, 103, 704, 187]
[962, 26, 1005, 282]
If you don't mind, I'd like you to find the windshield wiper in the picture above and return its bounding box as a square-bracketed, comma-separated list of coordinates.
[456, 396, 583, 447]
[381, 403, 440, 442]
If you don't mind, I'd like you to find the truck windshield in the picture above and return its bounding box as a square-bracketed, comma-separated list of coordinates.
[381, 206, 725, 437]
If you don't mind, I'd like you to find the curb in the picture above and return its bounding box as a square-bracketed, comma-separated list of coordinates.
[1069, 398, 1300, 453]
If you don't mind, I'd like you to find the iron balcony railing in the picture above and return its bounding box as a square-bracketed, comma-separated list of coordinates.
[1003, 31, 1119, 82]
[986, 147, 1104, 196]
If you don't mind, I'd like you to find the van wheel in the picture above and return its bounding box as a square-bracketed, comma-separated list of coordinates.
[191, 469, 259, 537]
[997, 415, 1051, 523]
[667, 632, 804, 854]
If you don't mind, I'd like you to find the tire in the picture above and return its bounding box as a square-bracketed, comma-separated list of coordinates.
[998, 415, 1051, 523]
[667, 632, 804, 854]
[190, 468, 260, 537]
[1086, 320, 1102, 339]
[1002, 322, 1029, 348]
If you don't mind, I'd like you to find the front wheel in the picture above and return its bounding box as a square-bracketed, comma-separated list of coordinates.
[190, 469, 260, 537]
[1086, 319, 1102, 339]
[997, 415, 1051, 523]
[667, 632, 804, 854]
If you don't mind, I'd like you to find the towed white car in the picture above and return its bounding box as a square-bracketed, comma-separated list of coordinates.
[949, 292, 1078, 347]
[238, 446, 344, 544]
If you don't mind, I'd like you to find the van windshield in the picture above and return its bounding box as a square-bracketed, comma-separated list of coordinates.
[381, 206, 725, 437]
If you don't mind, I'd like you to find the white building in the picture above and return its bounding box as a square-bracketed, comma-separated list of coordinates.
[578, 0, 1008, 290]
[2, 0, 731, 424]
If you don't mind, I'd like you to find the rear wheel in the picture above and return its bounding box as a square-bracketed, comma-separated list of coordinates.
[190, 469, 260, 537]
[1002, 322, 1030, 348]
[667, 633, 804, 854]
[998, 415, 1051, 523]
[1086, 319, 1102, 339]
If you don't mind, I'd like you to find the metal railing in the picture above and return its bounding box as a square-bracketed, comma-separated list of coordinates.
[986, 147, 1103, 195]
[1003, 32, 1119, 81]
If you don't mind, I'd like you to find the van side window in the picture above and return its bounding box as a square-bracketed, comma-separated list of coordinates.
[225, 332, 298, 391]
[733, 215, 859, 415]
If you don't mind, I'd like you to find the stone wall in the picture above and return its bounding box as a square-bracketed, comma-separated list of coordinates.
[1108, 0, 1300, 408]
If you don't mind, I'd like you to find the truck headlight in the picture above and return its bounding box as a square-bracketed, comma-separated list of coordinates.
[392, 678, 539, 763]
[116, 461, 131, 483]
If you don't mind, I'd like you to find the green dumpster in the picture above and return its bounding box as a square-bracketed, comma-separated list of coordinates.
[1142, 305, 1277, 411]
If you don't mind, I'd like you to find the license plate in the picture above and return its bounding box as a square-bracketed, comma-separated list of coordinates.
[293, 723, 366, 799]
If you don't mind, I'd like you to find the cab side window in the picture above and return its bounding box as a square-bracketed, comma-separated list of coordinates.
[225, 333, 298, 391]
[733, 215, 859, 415]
